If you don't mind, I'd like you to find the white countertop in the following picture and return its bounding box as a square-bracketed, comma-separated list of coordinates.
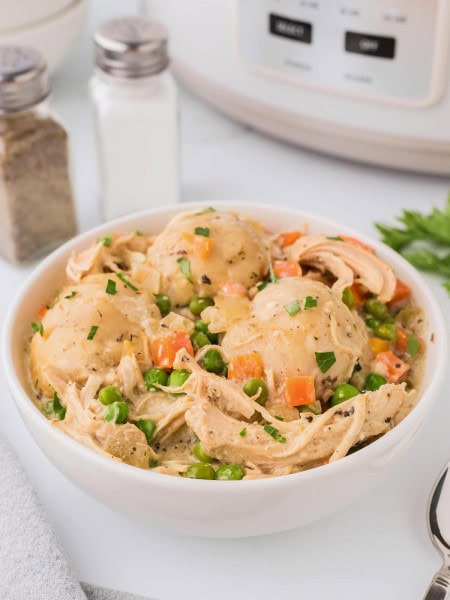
[1, 1, 450, 599]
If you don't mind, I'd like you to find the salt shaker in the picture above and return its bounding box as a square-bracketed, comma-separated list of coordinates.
[90, 17, 179, 221]
[0, 46, 77, 263]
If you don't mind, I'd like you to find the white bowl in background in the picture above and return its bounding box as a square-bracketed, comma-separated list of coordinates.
[2, 202, 448, 537]
[0, 0, 88, 74]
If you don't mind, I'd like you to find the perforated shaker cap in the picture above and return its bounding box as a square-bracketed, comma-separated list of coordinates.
[0, 46, 50, 113]
[94, 17, 169, 78]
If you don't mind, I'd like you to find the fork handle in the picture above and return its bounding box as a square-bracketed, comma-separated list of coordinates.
[423, 571, 450, 600]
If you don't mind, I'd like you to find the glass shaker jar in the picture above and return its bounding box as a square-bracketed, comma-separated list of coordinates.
[90, 17, 179, 221]
[0, 46, 77, 263]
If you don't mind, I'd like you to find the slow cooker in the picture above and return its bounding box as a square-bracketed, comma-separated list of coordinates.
[146, 0, 450, 174]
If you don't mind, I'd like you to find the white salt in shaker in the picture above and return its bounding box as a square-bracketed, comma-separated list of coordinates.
[90, 17, 179, 221]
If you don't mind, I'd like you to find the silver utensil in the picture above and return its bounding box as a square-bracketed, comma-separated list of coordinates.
[424, 463, 450, 599]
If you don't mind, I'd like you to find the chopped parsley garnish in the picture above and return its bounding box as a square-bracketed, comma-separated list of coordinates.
[194, 227, 210, 237]
[135, 230, 143, 236]
[43, 391, 66, 420]
[239, 428, 247, 438]
[149, 459, 159, 468]
[315, 351, 336, 373]
[177, 257, 192, 283]
[196, 206, 216, 215]
[407, 334, 420, 357]
[64, 291, 77, 299]
[257, 262, 279, 291]
[116, 272, 138, 291]
[250, 271, 258, 279]
[284, 298, 301, 316]
[97, 233, 112, 247]
[274, 415, 284, 421]
[87, 325, 99, 340]
[326, 236, 344, 241]
[264, 424, 286, 443]
[304, 296, 318, 310]
[31, 321, 44, 336]
[105, 279, 117, 295]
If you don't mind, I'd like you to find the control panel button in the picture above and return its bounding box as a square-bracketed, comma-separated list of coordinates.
[269, 14, 313, 44]
[345, 31, 396, 59]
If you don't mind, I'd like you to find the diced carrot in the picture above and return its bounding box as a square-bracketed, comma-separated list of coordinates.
[228, 352, 264, 381]
[340, 235, 375, 254]
[151, 332, 194, 369]
[273, 259, 301, 279]
[283, 376, 316, 407]
[278, 230, 302, 248]
[369, 337, 390, 355]
[389, 278, 411, 306]
[36, 304, 47, 319]
[182, 232, 213, 260]
[349, 283, 365, 307]
[394, 326, 409, 353]
[221, 280, 247, 297]
[373, 351, 410, 383]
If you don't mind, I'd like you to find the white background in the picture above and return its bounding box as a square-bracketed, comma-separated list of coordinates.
[1, 1, 450, 599]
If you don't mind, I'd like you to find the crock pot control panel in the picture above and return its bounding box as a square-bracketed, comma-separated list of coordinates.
[238, 0, 446, 105]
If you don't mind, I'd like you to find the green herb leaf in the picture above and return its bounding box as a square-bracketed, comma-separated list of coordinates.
[105, 279, 117, 295]
[257, 262, 279, 291]
[97, 233, 112, 247]
[135, 230, 143, 236]
[116, 272, 139, 291]
[284, 298, 301, 316]
[263, 424, 286, 443]
[194, 227, 210, 237]
[177, 257, 192, 283]
[239, 428, 247, 438]
[149, 459, 159, 468]
[403, 249, 450, 278]
[444, 281, 450, 292]
[274, 415, 284, 421]
[87, 325, 99, 340]
[326, 236, 344, 241]
[64, 291, 77, 299]
[196, 206, 216, 215]
[31, 321, 44, 336]
[304, 296, 318, 310]
[407, 334, 420, 357]
[43, 391, 66, 420]
[315, 351, 336, 373]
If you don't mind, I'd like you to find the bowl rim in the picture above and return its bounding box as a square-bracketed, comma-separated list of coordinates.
[2, 200, 448, 493]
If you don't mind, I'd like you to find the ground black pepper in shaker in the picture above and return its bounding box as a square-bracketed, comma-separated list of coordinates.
[0, 46, 77, 263]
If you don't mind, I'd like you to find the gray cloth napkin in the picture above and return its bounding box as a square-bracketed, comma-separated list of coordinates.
[0, 437, 150, 600]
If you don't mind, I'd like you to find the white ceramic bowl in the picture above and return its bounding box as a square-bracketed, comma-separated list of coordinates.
[3, 202, 448, 538]
[0, 0, 88, 74]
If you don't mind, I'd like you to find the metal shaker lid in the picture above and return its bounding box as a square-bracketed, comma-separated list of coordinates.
[94, 17, 169, 78]
[0, 46, 50, 113]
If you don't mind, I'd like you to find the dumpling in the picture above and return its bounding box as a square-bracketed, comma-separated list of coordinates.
[221, 277, 368, 397]
[147, 209, 270, 305]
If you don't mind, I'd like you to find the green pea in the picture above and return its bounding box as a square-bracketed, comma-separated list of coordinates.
[193, 442, 213, 463]
[144, 368, 168, 391]
[365, 317, 381, 330]
[374, 323, 397, 342]
[364, 373, 387, 392]
[104, 401, 128, 424]
[168, 369, 191, 387]
[342, 287, 355, 309]
[194, 320, 218, 344]
[98, 385, 123, 406]
[331, 384, 360, 406]
[363, 298, 389, 320]
[243, 378, 269, 406]
[137, 418, 157, 444]
[189, 296, 214, 316]
[216, 464, 245, 480]
[202, 349, 226, 374]
[191, 331, 210, 349]
[183, 464, 216, 479]
[155, 293, 171, 317]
